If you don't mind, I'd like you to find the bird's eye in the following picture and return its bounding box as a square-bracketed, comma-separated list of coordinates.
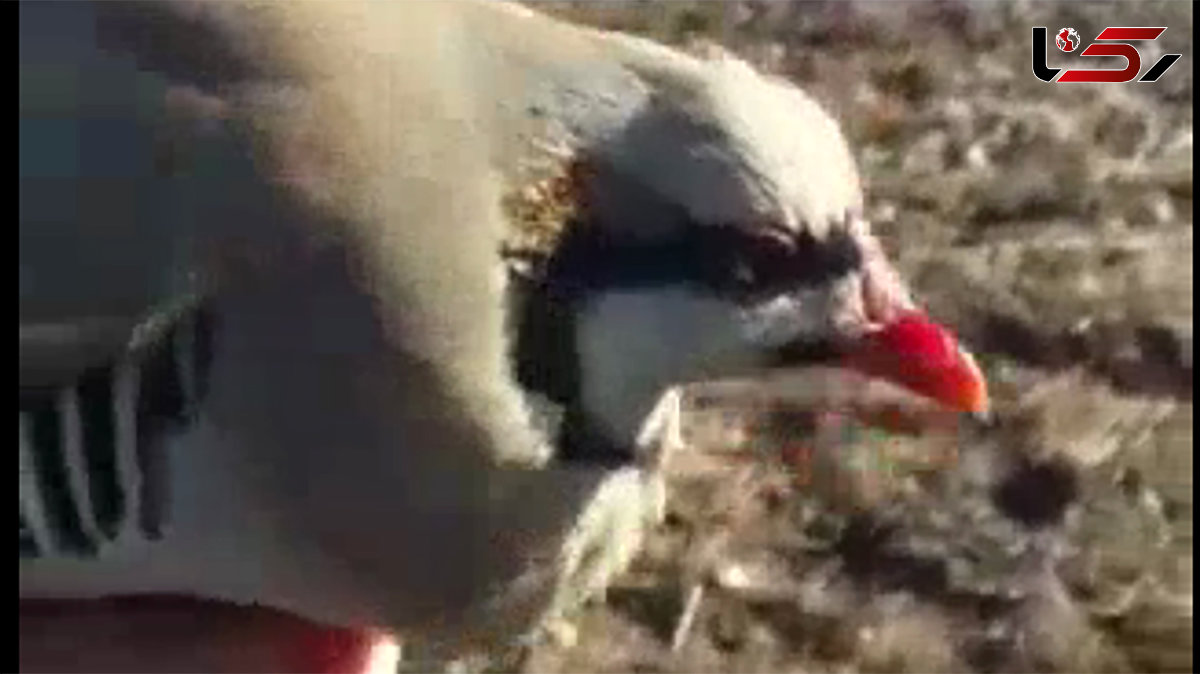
[732, 259, 758, 288]
[707, 226, 798, 296]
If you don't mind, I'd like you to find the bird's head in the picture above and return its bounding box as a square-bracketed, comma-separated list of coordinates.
[525, 48, 988, 456]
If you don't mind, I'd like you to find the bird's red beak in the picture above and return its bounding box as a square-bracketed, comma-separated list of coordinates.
[840, 312, 989, 415]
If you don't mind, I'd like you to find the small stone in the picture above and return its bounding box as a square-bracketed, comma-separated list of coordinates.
[873, 201, 898, 225]
[965, 142, 990, 171]
[942, 97, 974, 129]
[714, 563, 753, 590]
[541, 618, 579, 649]
[1150, 195, 1175, 225]
[1123, 191, 1176, 226]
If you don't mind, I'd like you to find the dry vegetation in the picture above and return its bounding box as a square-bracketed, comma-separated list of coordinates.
[501, 3, 1193, 673]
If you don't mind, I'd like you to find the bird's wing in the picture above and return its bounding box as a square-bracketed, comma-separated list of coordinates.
[19, 2, 673, 651]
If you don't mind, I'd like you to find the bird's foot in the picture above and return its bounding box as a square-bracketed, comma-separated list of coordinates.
[530, 466, 667, 648]
[634, 386, 688, 474]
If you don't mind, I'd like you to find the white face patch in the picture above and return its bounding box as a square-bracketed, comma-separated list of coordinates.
[574, 286, 756, 447]
[738, 292, 820, 347]
[738, 274, 868, 349]
[573, 274, 874, 450]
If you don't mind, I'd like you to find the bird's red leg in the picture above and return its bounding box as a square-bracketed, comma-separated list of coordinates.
[19, 595, 400, 674]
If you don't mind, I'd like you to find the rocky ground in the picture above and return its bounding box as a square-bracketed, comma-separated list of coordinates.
[510, 3, 1193, 673]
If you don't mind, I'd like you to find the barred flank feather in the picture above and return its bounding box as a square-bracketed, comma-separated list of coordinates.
[17, 307, 214, 558]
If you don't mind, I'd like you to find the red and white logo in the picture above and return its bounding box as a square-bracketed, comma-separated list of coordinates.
[1055, 27, 1080, 52]
[1033, 27, 1183, 83]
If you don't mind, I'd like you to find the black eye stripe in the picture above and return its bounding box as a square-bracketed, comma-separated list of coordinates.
[542, 224, 863, 299]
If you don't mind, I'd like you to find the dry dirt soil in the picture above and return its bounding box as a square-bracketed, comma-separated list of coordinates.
[501, 3, 1193, 673]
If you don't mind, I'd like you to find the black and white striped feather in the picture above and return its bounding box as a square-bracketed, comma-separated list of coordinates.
[19, 306, 213, 558]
